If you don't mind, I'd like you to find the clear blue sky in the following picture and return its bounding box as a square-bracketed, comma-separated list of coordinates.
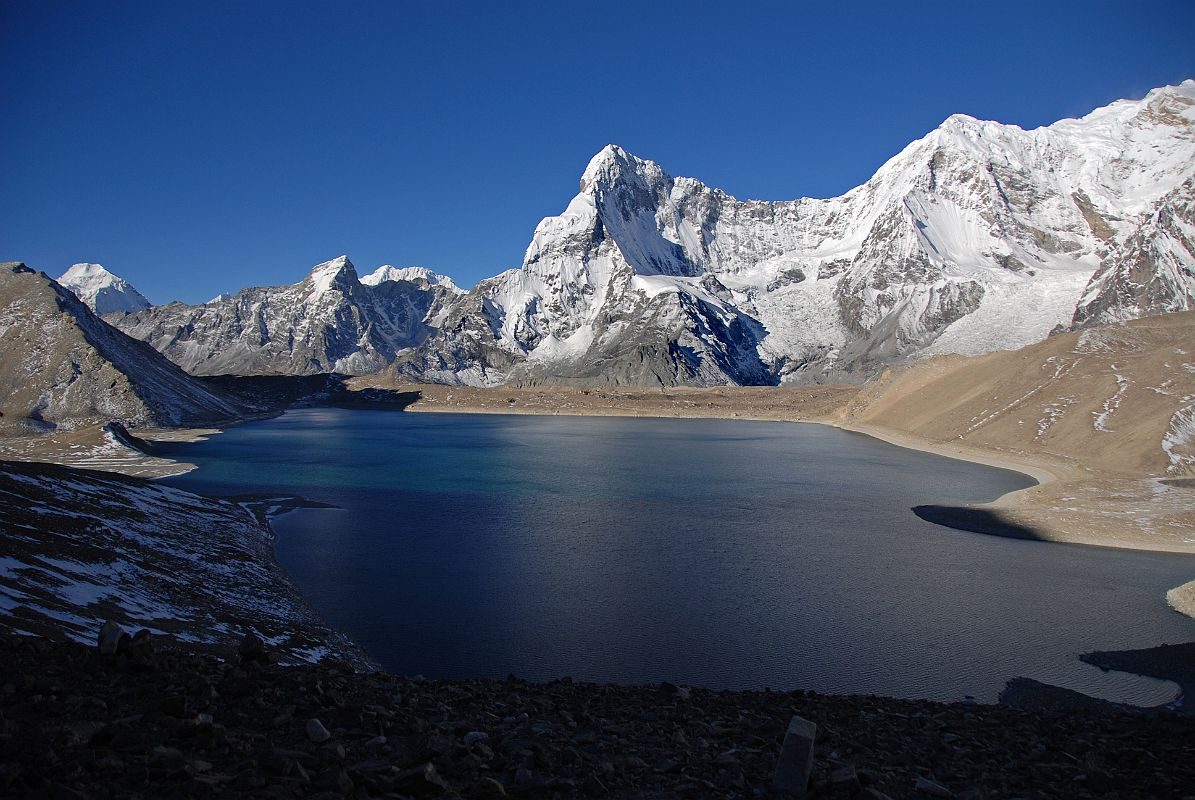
[2, 0, 1192, 303]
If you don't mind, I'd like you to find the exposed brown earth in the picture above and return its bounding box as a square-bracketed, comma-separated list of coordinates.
[0, 424, 200, 478]
[839, 312, 1195, 557]
[3, 632, 1194, 800]
[345, 381, 861, 424]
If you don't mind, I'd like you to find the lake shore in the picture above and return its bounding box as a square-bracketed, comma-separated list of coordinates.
[360, 382, 1195, 558]
[4, 379, 1192, 614]
[368, 382, 1195, 619]
[2, 389, 1192, 733]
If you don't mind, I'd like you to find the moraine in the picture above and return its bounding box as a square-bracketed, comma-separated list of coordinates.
[157, 408, 1195, 705]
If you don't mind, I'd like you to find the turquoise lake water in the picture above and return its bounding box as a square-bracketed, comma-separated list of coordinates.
[159, 407, 1195, 704]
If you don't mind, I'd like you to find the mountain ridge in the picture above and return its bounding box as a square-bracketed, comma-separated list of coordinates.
[112, 256, 460, 376]
[389, 80, 1193, 386]
[94, 80, 1195, 385]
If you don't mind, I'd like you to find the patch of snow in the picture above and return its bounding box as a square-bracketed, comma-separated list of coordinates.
[1036, 395, 1078, 439]
[1162, 401, 1195, 473]
[1092, 369, 1130, 432]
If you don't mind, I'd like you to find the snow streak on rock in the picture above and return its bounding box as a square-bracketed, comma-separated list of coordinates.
[1163, 402, 1195, 473]
[0, 460, 366, 666]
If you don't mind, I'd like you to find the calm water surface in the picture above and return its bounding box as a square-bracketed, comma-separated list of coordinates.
[159, 408, 1195, 704]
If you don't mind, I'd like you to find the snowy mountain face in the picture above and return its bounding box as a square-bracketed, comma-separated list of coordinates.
[105, 83, 1195, 387]
[390, 81, 1195, 387]
[57, 263, 152, 316]
[112, 257, 461, 376]
[0, 263, 247, 430]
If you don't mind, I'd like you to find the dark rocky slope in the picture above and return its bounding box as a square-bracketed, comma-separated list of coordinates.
[0, 460, 366, 667]
[2, 633, 1193, 799]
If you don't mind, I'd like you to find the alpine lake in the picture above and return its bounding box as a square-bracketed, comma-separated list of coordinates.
[157, 407, 1195, 706]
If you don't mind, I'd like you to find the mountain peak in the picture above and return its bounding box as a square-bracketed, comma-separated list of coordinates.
[57, 263, 152, 315]
[579, 144, 652, 192]
[62, 262, 116, 281]
[1147, 79, 1195, 101]
[306, 256, 358, 296]
[0, 264, 243, 428]
[361, 265, 460, 292]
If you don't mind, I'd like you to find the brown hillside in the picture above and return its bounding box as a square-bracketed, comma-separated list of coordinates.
[844, 312, 1195, 478]
[840, 312, 1195, 554]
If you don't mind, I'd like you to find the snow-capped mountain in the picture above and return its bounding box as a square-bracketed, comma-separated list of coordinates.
[0, 263, 247, 429]
[57, 263, 152, 316]
[393, 81, 1195, 386]
[362, 264, 461, 292]
[104, 83, 1195, 386]
[113, 256, 459, 375]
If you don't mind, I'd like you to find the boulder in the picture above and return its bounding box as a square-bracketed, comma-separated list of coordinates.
[238, 632, 269, 664]
[915, 775, 954, 797]
[97, 621, 127, 656]
[305, 718, 331, 744]
[773, 715, 817, 796]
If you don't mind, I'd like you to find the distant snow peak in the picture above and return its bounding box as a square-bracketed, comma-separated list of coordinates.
[57, 263, 152, 316]
[306, 255, 357, 296]
[361, 265, 461, 292]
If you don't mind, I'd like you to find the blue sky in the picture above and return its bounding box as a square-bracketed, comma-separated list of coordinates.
[2, 0, 1193, 303]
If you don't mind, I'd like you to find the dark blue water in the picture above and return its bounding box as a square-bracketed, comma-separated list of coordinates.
[159, 408, 1195, 704]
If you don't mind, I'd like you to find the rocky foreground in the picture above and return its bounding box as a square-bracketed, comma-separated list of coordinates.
[2, 633, 1193, 800]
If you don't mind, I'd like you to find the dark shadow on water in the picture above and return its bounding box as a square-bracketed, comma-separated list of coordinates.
[1082, 641, 1195, 716]
[999, 677, 1133, 714]
[1003, 641, 1195, 716]
[912, 505, 1045, 541]
[1160, 478, 1195, 489]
